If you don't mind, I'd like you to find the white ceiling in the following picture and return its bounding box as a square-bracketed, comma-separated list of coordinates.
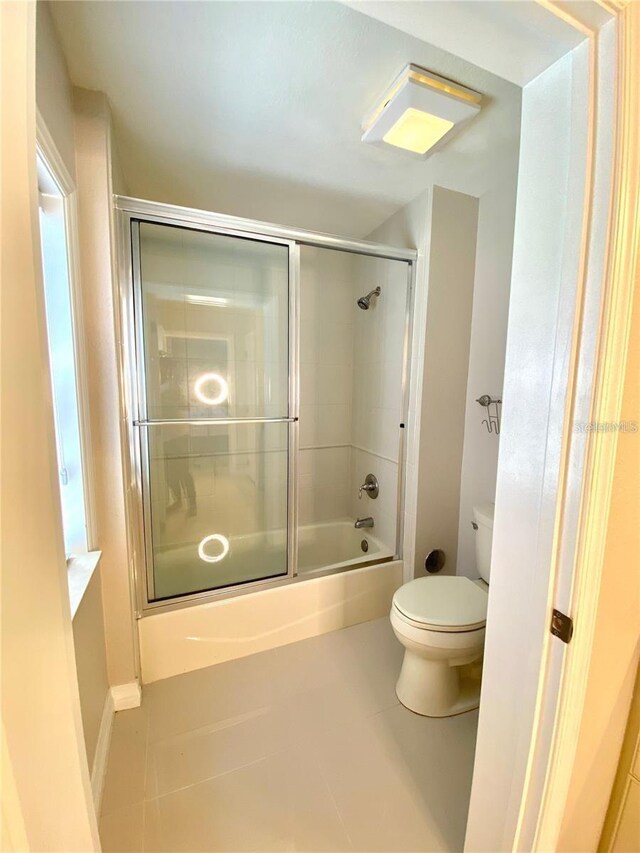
[51, 0, 524, 237]
[343, 1, 587, 88]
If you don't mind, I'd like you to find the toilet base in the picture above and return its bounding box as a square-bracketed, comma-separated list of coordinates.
[395, 650, 481, 718]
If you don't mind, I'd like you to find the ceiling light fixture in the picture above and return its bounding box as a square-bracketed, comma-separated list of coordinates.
[185, 295, 229, 307]
[362, 64, 481, 159]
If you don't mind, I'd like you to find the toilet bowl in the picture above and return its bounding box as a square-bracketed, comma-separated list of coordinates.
[391, 502, 494, 717]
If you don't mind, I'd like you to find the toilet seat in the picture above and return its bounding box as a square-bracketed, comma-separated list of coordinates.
[392, 576, 487, 633]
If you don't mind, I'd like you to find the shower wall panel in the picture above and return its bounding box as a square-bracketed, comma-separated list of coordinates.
[299, 246, 355, 526]
[350, 256, 407, 552]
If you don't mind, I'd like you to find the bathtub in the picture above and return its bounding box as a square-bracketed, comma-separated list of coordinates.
[152, 518, 394, 600]
[297, 519, 394, 575]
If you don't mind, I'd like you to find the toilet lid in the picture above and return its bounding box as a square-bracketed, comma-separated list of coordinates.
[392, 576, 487, 630]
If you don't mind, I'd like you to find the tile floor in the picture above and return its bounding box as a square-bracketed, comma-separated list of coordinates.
[100, 618, 479, 852]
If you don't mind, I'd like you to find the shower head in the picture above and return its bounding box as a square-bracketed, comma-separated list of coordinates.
[357, 286, 381, 310]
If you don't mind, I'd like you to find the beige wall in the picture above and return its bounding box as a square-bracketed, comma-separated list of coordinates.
[74, 88, 140, 688]
[557, 224, 640, 852]
[35, 1, 76, 181]
[417, 187, 478, 576]
[72, 570, 110, 772]
[1, 2, 98, 848]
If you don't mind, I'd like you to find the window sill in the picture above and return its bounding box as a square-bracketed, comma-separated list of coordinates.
[68, 550, 102, 620]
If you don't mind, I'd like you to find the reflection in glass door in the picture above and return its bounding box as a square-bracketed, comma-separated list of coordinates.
[133, 222, 293, 601]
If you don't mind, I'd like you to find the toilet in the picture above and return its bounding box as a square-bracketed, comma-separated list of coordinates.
[390, 502, 494, 717]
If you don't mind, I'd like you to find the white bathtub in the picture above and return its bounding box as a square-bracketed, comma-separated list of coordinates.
[298, 519, 394, 575]
[152, 519, 394, 599]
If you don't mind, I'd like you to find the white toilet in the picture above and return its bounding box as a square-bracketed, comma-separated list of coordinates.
[390, 502, 494, 717]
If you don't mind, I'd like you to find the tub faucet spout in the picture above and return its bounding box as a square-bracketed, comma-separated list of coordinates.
[354, 517, 374, 529]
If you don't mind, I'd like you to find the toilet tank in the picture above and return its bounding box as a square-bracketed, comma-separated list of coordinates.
[473, 502, 495, 583]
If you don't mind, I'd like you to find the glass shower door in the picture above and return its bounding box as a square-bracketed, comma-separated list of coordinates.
[133, 222, 292, 602]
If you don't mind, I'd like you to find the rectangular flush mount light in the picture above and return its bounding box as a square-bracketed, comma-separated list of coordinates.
[362, 64, 481, 158]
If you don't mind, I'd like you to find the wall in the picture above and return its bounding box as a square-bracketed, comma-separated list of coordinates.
[74, 88, 140, 689]
[35, 1, 76, 182]
[0, 2, 99, 847]
[456, 176, 518, 576]
[366, 169, 518, 585]
[416, 188, 478, 576]
[72, 572, 110, 772]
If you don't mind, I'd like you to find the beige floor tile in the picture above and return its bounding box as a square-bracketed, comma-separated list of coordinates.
[146, 705, 284, 799]
[99, 802, 144, 853]
[368, 703, 479, 850]
[100, 618, 477, 853]
[144, 649, 285, 741]
[308, 704, 474, 852]
[144, 750, 352, 852]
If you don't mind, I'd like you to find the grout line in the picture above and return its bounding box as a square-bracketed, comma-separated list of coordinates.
[142, 754, 271, 806]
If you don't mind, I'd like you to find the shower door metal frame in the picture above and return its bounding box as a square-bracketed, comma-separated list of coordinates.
[115, 196, 417, 616]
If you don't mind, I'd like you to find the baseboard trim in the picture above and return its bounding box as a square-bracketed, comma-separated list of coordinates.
[110, 681, 142, 711]
[91, 691, 114, 815]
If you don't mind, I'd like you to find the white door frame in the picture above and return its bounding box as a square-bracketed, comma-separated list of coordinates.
[464, 2, 638, 851]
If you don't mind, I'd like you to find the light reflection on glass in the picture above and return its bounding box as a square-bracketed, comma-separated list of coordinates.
[198, 533, 230, 563]
[193, 372, 229, 406]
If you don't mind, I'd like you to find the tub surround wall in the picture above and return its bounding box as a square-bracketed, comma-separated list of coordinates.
[299, 247, 354, 525]
[364, 191, 431, 582]
[299, 247, 405, 555]
[350, 255, 407, 552]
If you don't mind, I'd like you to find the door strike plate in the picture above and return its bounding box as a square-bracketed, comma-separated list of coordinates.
[551, 609, 574, 644]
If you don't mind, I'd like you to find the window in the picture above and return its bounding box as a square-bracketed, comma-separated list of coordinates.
[37, 152, 89, 558]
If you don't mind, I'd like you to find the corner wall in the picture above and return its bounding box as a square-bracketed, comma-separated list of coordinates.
[416, 187, 478, 576]
[74, 88, 140, 690]
[455, 175, 518, 577]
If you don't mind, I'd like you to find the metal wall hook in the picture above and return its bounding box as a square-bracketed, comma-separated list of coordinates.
[476, 394, 502, 435]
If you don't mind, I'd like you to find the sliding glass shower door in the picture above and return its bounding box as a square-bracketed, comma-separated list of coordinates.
[133, 222, 294, 601]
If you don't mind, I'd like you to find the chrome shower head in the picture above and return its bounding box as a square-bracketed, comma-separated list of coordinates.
[357, 286, 381, 310]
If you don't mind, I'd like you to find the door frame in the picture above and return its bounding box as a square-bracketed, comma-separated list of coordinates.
[463, 2, 638, 850]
